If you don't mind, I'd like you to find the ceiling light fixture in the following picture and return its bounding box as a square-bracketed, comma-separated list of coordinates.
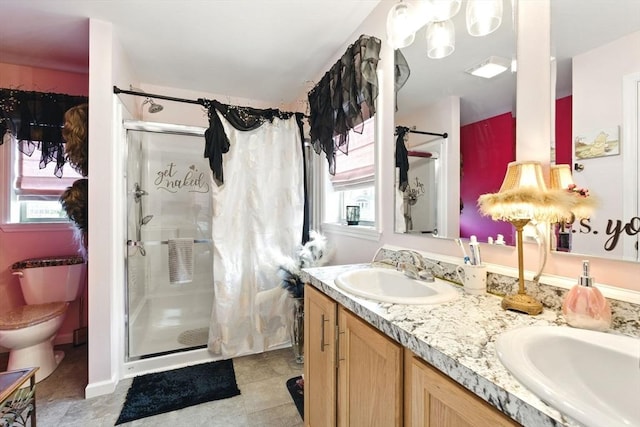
[386, 1, 417, 50]
[465, 55, 510, 78]
[426, 20, 456, 59]
[424, 0, 462, 21]
[466, 0, 503, 37]
[386, 0, 503, 60]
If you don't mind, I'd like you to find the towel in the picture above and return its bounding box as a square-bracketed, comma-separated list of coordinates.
[168, 238, 194, 284]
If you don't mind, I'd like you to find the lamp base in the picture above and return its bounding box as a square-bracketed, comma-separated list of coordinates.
[501, 293, 543, 315]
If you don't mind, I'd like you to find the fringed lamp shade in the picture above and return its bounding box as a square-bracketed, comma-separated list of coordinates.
[549, 164, 598, 220]
[478, 161, 570, 222]
[477, 160, 571, 316]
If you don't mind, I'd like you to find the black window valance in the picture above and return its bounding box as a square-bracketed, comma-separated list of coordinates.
[0, 88, 88, 177]
[307, 34, 382, 175]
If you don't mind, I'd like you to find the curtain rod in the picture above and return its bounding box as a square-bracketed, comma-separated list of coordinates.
[395, 126, 448, 139]
[113, 85, 205, 106]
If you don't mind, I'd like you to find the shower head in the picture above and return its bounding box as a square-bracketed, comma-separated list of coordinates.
[140, 215, 154, 226]
[143, 97, 164, 113]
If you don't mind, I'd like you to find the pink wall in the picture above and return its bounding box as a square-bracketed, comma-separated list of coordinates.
[460, 112, 516, 244]
[459, 96, 574, 245]
[0, 62, 89, 345]
[555, 96, 572, 165]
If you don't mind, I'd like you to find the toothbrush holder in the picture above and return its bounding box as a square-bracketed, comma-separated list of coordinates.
[456, 264, 487, 295]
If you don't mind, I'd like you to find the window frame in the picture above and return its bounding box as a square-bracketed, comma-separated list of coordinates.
[316, 116, 381, 241]
[0, 137, 76, 232]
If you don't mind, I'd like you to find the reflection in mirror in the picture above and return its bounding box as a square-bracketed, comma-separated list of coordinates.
[392, 0, 516, 244]
[550, 0, 640, 262]
[395, 127, 446, 235]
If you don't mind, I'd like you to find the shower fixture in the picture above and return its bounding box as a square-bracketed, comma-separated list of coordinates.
[131, 183, 153, 256]
[133, 183, 148, 203]
[128, 85, 164, 113]
[142, 97, 164, 113]
[140, 215, 154, 226]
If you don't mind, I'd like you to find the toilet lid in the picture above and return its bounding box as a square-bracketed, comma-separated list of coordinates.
[11, 255, 85, 270]
[0, 302, 68, 330]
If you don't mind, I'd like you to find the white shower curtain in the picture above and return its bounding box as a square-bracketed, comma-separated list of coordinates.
[208, 111, 304, 358]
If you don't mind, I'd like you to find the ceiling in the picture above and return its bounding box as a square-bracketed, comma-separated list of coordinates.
[0, 0, 382, 103]
[398, 0, 640, 125]
[1, 0, 639, 119]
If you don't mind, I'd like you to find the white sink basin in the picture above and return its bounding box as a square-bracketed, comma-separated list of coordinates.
[334, 267, 458, 305]
[496, 326, 640, 427]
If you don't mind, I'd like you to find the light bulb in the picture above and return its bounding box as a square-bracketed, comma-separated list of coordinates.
[466, 0, 503, 37]
[426, 20, 455, 59]
[386, 2, 417, 49]
[424, 0, 462, 21]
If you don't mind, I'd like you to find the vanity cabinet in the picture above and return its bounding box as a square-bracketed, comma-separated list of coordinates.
[304, 285, 337, 426]
[304, 285, 403, 427]
[404, 351, 519, 427]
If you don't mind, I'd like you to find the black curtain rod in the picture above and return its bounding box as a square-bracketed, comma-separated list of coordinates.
[113, 86, 205, 106]
[409, 129, 448, 139]
[396, 126, 448, 139]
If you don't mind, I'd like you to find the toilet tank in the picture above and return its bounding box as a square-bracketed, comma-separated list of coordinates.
[12, 256, 86, 305]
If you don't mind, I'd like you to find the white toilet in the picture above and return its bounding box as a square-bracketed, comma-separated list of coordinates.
[0, 256, 85, 383]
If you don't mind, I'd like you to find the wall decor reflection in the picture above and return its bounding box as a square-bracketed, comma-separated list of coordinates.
[574, 126, 620, 160]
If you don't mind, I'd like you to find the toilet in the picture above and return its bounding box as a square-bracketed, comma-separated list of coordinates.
[0, 256, 85, 383]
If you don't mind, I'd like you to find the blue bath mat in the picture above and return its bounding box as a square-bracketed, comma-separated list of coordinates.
[115, 359, 240, 424]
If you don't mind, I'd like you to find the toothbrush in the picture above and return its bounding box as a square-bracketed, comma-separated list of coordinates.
[455, 238, 471, 264]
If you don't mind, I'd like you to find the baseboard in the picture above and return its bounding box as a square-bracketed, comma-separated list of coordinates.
[85, 376, 118, 399]
[54, 332, 74, 346]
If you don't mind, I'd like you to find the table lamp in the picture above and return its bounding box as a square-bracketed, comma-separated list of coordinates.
[478, 161, 571, 315]
[549, 164, 597, 221]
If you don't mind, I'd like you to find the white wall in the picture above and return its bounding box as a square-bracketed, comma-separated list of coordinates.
[571, 31, 640, 258]
[314, 0, 640, 292]
[87, 23, 297, 396]
[86, 0, 640, 398]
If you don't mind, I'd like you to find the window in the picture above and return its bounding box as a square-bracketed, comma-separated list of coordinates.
[3, 140, 81, 224]
[322, 118, 376, 228]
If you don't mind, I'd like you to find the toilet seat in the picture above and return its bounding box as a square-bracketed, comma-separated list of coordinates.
[0, 302, 68, 330]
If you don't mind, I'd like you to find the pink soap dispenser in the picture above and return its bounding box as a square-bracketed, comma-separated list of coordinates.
[562, 260, 612, 331]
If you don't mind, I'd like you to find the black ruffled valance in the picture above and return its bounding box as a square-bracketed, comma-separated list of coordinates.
[0, 88, 88, 177]
[307, 34, 381, 175]
[203, 99, 303, 186]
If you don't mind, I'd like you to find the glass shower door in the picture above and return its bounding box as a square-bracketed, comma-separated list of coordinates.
[124, 121, 214, 360]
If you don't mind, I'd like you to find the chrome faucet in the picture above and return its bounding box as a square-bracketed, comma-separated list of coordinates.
[396, 250, 443, 283]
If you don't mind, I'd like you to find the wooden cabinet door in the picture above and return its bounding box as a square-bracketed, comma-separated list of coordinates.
[337, 308, 403, 427]
[404, 350, 519, 427]
[304, 285, 337, 427]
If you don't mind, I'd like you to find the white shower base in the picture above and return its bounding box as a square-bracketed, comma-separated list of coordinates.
[128, 287, 214, 358]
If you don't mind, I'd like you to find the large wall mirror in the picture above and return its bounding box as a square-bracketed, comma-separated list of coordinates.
[551, 0, 640, 263]
[393, 0, 640, 266]
[394, 0, 517, 241]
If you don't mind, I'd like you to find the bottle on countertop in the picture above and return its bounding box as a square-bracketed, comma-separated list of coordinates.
[561, 260, 612, 331]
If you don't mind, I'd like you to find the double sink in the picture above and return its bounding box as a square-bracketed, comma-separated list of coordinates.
[334, 266, 640, 427]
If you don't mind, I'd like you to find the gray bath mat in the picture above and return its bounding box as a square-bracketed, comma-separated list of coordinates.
[177, 327, 209, 347]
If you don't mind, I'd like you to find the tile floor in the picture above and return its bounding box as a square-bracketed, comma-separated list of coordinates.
[1, 344, 303, 426]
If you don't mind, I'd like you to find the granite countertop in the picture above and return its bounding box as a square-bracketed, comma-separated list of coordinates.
[300, 263, 639, 427]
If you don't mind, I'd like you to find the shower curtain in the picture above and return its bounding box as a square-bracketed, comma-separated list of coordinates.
[208, 111, 304, 358]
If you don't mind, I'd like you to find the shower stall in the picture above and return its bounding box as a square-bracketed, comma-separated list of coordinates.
[124, 121, 214, 360]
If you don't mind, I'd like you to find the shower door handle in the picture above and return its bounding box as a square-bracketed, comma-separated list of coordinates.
[320, 314, 329, 352]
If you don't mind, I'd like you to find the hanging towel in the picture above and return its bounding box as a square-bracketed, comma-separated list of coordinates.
[168, 238, 194, 284]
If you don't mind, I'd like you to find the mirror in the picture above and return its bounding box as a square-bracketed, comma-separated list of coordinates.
[394, 0, 517, 241]
[550, 0, 640, 262]
[395, 134, 442, 235]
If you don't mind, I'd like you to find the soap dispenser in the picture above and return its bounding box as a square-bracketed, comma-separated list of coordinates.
[562, 260, 612, 331]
